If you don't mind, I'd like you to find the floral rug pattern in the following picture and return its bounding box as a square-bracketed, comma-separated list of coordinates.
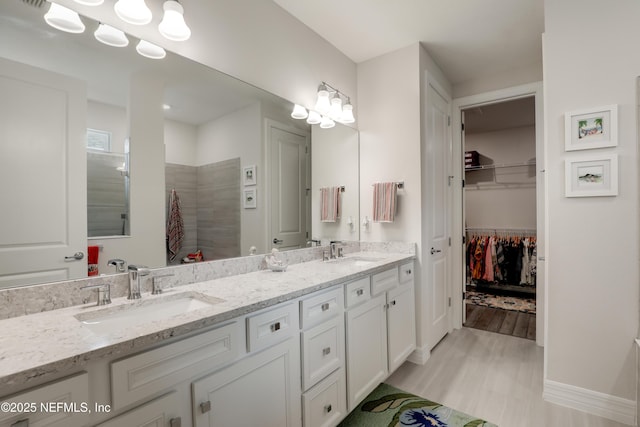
[466, 290, 536, 314]
[339, 383, 497, 427]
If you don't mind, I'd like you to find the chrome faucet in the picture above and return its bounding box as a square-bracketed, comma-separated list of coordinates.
[329, 241, 344, 259]
[107, 258, 126, 272]
[307, 239, 321, 247]
[80, 283, 111, 306]
[127, 265, 150, 299]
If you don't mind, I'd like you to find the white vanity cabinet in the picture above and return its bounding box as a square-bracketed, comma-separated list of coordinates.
[96, 391, 182, 427]
[299, 286, 347, 427]
[345, 263, 416, 411]
[0, 373, 89, 427]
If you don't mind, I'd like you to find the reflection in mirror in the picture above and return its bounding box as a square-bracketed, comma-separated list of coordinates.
[0, 1, 359, 290]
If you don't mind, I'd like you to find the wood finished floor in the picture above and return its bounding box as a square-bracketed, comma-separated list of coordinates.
[386, 328, 629, 427]
[464, 303, 536, 340]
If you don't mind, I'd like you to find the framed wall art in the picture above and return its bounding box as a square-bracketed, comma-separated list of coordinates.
[564, 104, 618, 151]
[243, 165, 257, 186]
[243, 188, 257, 208]
[565, 153, 618, 197]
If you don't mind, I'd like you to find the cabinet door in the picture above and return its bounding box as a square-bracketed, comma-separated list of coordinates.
[345, 294, 387, 411]
[192, 338, 301, 427]
[96, 392, 183, 427]
[387, 283, 416, 372]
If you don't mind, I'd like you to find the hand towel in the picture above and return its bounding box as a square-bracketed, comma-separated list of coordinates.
[320, 186, 341, 222]
[87, 245, 99, 276]
[372, 182, 397, 223]
[167, 189, 184, 261]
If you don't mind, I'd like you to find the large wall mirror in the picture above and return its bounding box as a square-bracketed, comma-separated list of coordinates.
[0, 1, 359, 290]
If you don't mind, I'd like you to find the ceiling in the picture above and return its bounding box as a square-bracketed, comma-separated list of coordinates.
[273, 0, 544, 85]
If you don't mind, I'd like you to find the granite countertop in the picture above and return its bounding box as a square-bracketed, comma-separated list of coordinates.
[0, 251, 413, 389]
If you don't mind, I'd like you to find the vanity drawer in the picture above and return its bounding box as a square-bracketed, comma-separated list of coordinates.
[246, 302, 299, 353]
[302, 368, 347, 427]
[300, 286, 343, 329]
[111, 321, 242, 409]
[344, 277, 371, 308]
[0, 372, 89, 427]
[399, 261, 414, 285]
[96, 391, 182, 427]
[301, 316, 344, 391]
[371, 268, 399, 296]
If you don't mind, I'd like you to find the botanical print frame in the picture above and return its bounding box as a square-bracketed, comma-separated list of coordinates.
[564, 104, 618, 151]
[565, 153, 618, 197]
[243, 188, 257, 208]
[243, 165, 257, 186]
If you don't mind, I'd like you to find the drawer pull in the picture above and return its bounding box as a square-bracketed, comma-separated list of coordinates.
[270, 322, 281, 332]
[390, 300, 397, 306]
[406, 269, 412, 275]
[170, 417, 182, 427]
[11, 420, 29, 427]
[356, 288, 364, 296]
[321, 302, 330, 311]
[200, 401, 211, 413]
[322, 347, 331, 356]
[324, 404, 332, 413]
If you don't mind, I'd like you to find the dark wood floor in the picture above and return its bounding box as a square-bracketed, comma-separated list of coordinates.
[464, 303, 536, 340]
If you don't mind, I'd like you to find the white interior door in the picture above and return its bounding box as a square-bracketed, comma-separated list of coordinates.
[0, 58, 87, 288]
[268, 122, 309, 251]
[424, 79, 452, 349]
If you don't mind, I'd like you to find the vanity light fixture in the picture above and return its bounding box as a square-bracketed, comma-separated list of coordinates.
[340, 99, 355, 124]
[136, 39, 166, 59]
[291, 104, 309, 120]
[158, 0, 191, 41]
[315, 84, 331, 115]
[114, 0, 153, 26]
[306, 110, 322, 125]
[94, 23, 129, 47]
[44, 2, 85, 33]
[328, 94, 343, 121]
[320, 115, 335, 129]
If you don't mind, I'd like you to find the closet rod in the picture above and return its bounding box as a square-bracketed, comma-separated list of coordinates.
[465, 227, 537, 235]
[465, 160, 536, 171]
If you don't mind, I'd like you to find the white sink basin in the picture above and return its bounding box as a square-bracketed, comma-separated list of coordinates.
[328, 256, 385, 267]
[75, 292, 224, 335]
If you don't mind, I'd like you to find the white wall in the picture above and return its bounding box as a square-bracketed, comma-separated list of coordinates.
[544, 0, 639, 407]
[86, 101, 127, 153]
[165, 119, 198, 166]
[311, 124, 360, 241]
[464, 126, 536, 230]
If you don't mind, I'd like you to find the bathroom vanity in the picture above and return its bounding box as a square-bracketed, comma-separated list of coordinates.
[0, 244, 415, 427]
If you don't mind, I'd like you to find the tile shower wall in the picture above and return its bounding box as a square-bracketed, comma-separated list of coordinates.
[197, 158, 241, 261]
[166, 159, 240, 264]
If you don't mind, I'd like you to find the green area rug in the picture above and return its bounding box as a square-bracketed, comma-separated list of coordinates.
[339, 383, 497, 427]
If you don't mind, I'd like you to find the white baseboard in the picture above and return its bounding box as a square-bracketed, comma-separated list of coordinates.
[543, 379, 636, 426]
[407, 345, 430, 365]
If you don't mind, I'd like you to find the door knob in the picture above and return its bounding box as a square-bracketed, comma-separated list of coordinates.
[64, 251, 84, 261]
[273, 238, 283, 244]
[430, 247, 442, 255]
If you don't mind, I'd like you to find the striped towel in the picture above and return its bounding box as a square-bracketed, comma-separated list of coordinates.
[372, 182, 397, 223]
[320, 186, 341, 222]
[167, 189, 184, 261]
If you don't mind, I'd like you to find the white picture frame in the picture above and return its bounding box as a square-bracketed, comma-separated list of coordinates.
[243, 165, 257, 186]
[243, 188, 257, 208]
[565, 153, 618, 197]
[564, 105, 618, 151]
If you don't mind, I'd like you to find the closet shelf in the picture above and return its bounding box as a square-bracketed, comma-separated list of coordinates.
[465, 160, 536, 172]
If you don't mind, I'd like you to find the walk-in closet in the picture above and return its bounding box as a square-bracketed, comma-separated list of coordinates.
[462, 97, 537, 340]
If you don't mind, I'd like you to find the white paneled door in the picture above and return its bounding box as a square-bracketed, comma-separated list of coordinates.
[0, 58, 87, 288]
[267, 121, 310, 251]
[425, 78, 452, 349]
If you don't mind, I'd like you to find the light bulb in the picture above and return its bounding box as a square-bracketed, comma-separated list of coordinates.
[291, 104, 308, 120]
[114, 0, 152, 25]
[340, 103, 355, 124]
[315, 85, 331, 115]
[306, 111, 321, 125]
[136, 40, 166, 59]
[158, 0, 191, 41]
[320, 116, 335, 129]
[44, 3, 85, 34]
[94, 23, 129, 47]
[328, 95, 343, 120]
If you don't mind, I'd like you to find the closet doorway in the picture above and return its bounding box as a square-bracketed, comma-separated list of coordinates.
[451, 82, 544, 346]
